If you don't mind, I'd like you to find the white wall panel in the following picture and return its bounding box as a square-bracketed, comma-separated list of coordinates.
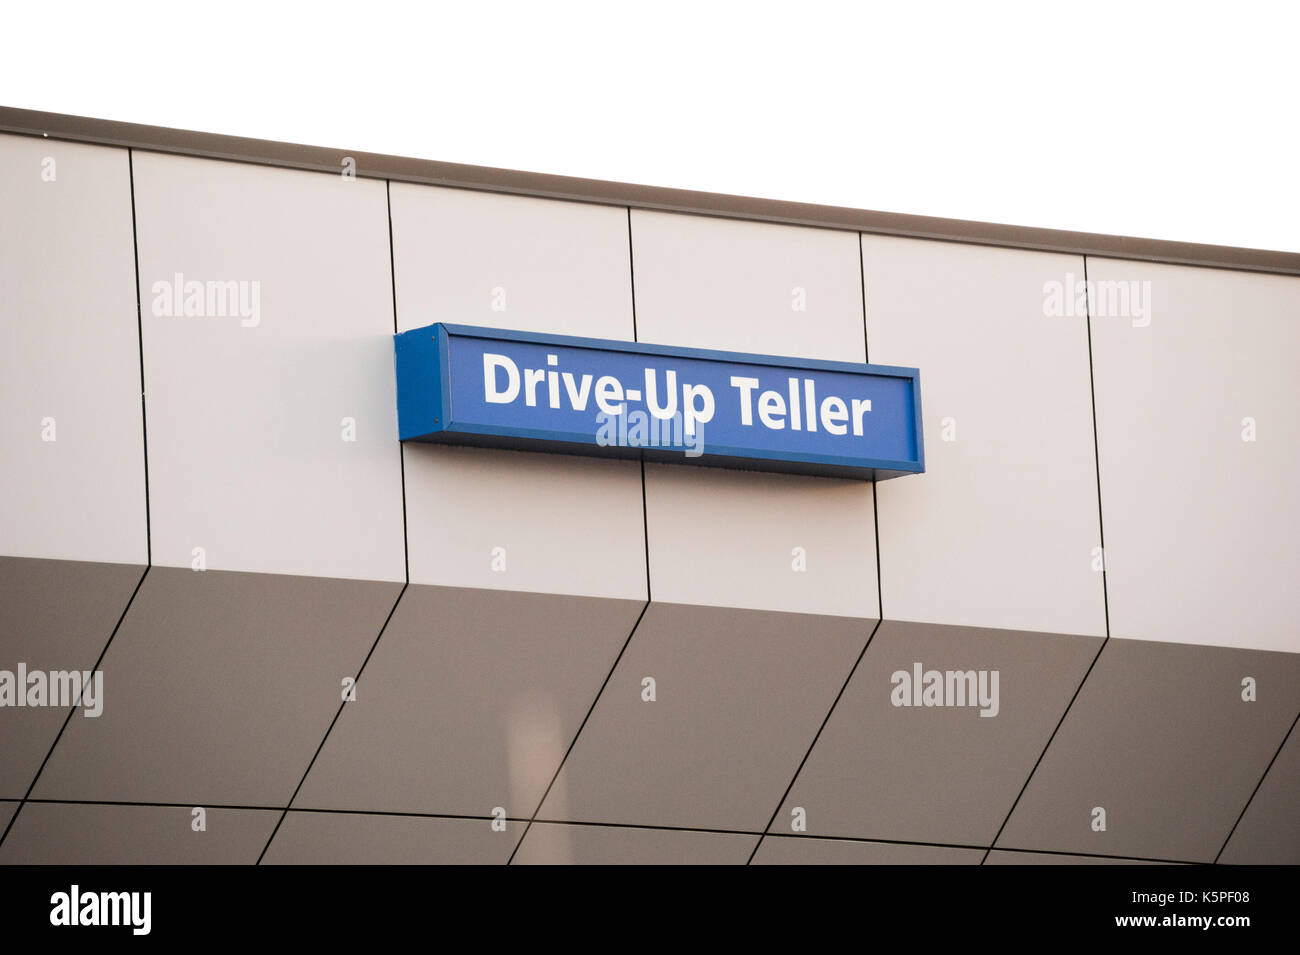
[1089, 258, 1300, 652]
[135, 153, 404, 581]
[632, 211, 877, 616]
[864, 235, 1105, 636]
[643, 463, 878, 617]
[391, 184, 636, 340]
[0, 134, 146, 564]
[391, 184, 645, 599]
[630, 210, 867, 361]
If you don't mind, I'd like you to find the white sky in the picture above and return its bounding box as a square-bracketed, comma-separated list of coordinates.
[4, 0, 1297, 253]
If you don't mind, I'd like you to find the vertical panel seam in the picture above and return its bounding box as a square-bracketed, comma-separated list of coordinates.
[386, 180, 410, 584]
[860, 234, 885, 623]
[1084, 255, 1112, 638]
[628, 208, 652, 603]
[979, 253, 1112, 862]
[128, 148, 152, 566]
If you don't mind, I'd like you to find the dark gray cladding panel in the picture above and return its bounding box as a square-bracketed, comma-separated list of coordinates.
[985, 850, 1172, 865]
[263, 811, 521, 865]
[30, 567, 401, 806]
[0, 557, 144, 798]
[0, 802, 279, 864]
[512, 822, 754, 865]
[294, 585, 645, 818]
[776, 620, 1101, 847]
[1219, 720, 1300, 864]
[539, 602, 874, 831]
[997, 638, 1300, 862]
[753, 835, 983, 865]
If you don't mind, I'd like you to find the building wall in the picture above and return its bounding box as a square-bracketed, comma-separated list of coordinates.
[1, 131, 1296, 864]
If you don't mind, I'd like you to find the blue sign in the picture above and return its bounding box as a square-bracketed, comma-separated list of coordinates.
[394, 323, 924, 480]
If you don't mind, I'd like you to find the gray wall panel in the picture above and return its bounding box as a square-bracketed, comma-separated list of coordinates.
[540, 602, 871, 831]
[1218, 721, 1300, 864]
[31, 568, 401, 806]
[513, 822, 753, 865]
[754, 836, 983, 865]
[0, 557, 143, 798]
[263, 810, 520, 865]
[984, 850, 1170, 865]
[997, 638, 1300, 861]
[0, 802, 278, 864]
[294, 585, 644, 818]
[777, 620, 1101, 847]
